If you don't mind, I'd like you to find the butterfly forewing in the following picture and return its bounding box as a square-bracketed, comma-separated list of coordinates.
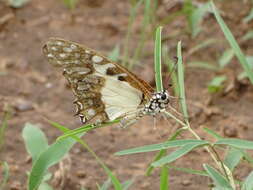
[43, 38, 154, 124]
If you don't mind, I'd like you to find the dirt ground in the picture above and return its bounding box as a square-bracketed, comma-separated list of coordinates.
[0, 0, 253, 189]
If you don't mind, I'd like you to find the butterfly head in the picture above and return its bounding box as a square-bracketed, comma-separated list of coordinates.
[143, 90, 170, 115]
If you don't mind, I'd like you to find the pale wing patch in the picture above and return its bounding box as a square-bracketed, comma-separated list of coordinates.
[99, 75, 143, 121]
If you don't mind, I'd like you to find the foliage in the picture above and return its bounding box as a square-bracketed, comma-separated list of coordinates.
[62, 0, 79, 10]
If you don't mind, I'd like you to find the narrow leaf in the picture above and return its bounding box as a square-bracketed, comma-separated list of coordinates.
[154, 26, 163, 92]
[115, 139, 208, 156]
[203, 127, 223, 139]
[214, 138, 253, 150]
[177, 41, 188, 119]
[211, 1, 253, 84]
[152, 142, 208, 167]
[203, 164, 232, 189]
[108, 45, 120, 62]
[242, 171, 253, 190]
[169, 166, 208, 176]
[219, 49, 234, 68]
[224, 147, 243, 171]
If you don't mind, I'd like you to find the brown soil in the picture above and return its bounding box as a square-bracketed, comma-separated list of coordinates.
[0, 0, 253, 189]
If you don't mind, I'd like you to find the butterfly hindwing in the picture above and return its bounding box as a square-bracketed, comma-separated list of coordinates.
[43, 38, 154, 124]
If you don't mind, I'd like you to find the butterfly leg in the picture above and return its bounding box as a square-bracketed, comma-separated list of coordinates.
[119, 118, 138, 128]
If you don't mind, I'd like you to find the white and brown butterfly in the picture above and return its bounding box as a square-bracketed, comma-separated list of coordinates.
[43, 38, 170, 127]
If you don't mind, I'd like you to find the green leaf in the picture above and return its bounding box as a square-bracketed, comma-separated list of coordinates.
[189, 2, 210, 38]
[241, 30, 253, 42]
[62, 0, 79, 9]
[210, 1, 253, 84]
[238, 56, 253, 80]
[242, 171, 253, 190]
[224, 147, 243, 171]
[122, 179, 134, 190]
[0, 109, 11, 151]
[146, 127, 186, 176]
[7, 0, 30, 8]
[168, 166, 209, 176]
[187, 61, 218, 71]
[115, 139, 208, 156]
[122, 0, 144, 67]
[99, 179, 111, 190]
[214, 138, 253, 150]
[152, 141, 208, 167]
[203, 127, 223, 139]
[129, 0, 151, 69]
[243, 8, 253, 23]
[108, 45, 120, 62]
[218, 49, 234, 68]
[0, 162, 9, 189]
[38, 182, 53, 190]
[57, 119, 120, 141]
[154, 26, 163, 92]
[160, 166, 169, 190]
[177, 41, 188, 120]
[28, 133, 84, 190]
[203, 164, 232, 189]
[188, 39, 217, 55]
[207, 75, 227, 93]
[22, 123, 49, 162]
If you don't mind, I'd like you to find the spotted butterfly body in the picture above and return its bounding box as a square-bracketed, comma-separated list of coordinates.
[43, 38, 170, 126]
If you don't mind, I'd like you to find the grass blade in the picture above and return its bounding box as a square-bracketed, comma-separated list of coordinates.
[154, 26, 163, 92]
[0, 162, 9, 189]
[129, 0, 151, 69]
[187, 61, 218, 71]
[210, 1, 253, 84]
[0, 108, 11, 151]
[122, 0, 144, 67]
[177, 41, 188, 120]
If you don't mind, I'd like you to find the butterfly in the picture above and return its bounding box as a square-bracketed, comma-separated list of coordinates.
[43, 38, 170, 127]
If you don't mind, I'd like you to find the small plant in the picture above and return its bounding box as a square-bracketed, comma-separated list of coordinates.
[22, 123, 85, 190]
[187, 1, 253, 94]
[62, 0, 79, 10]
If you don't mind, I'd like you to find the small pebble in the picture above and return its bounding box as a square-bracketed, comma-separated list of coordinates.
[14, 100, 33, 112]
[223, 126, 238, 137]
[181, 179, 191, 186]
[76, 170, 86, 178]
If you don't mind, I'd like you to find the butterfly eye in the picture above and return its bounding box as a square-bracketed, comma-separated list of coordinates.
[161, 94, 167, 100]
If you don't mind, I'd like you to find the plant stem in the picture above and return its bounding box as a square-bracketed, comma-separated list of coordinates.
[163, 111, 234, 187]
